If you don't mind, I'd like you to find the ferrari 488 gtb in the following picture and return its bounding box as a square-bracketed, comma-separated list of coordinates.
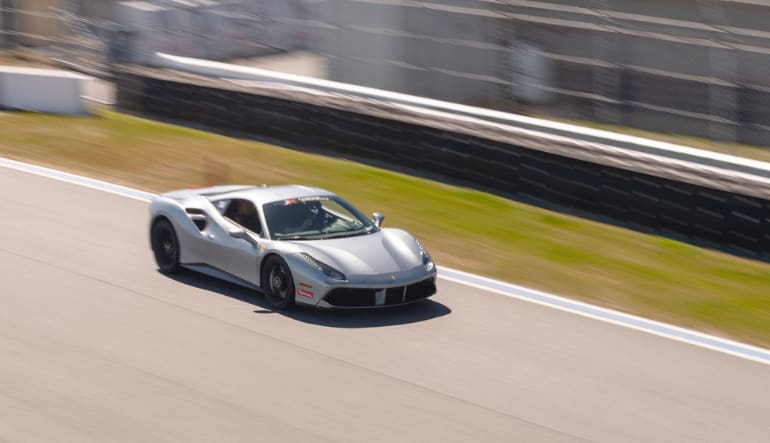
[149, 185, 437, 309]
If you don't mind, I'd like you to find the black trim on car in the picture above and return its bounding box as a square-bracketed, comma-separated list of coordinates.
[322, 277, 436, 308]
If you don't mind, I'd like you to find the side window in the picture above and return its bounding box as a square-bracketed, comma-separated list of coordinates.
[223, 199, 262, 235]
[213, 199, 230, 215]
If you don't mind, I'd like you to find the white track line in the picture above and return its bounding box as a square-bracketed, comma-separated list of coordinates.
[0, 158, 154, 202]
[2, 156, 769, 366]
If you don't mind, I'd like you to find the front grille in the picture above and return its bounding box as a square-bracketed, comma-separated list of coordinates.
[323, 288, 376, 307]
[322, 277, 437, 308]
[385, 286, 404, 305]
[405, 277, 437, 303]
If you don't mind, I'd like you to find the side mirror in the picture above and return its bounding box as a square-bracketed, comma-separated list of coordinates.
[372, 212, 384, 227]
[229, 228, 249, 239]
[229, 228, 259, 246]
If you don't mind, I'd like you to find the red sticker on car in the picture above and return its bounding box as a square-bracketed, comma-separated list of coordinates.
[297, 288, 314, 298]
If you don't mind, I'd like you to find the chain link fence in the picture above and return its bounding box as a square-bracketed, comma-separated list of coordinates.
[3, 0, 770, 146]
[493, 0, 770, 146]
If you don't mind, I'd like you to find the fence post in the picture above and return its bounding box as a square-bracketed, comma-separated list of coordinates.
[591, 0, 621, 125]
[698, 0, 738, 143]
[1, 0, 17, 49]
[495, 1, 519, 113]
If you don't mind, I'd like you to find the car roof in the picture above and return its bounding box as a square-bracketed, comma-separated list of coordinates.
[209, 184, 335, 205]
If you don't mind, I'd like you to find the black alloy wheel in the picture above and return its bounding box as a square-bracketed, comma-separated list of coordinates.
[151, 219, 181, 274]
[261, 255, 296, 310]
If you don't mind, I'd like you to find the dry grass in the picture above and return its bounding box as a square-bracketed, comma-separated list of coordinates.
[0, 49, 53, 68]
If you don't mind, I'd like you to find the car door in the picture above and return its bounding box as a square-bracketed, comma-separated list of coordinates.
[204, 199, 264, 286]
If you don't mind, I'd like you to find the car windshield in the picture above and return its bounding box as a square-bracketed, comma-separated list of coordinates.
[263, 195, 376, 240]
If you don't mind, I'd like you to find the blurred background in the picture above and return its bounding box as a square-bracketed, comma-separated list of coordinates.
[2, 0, 770, 146]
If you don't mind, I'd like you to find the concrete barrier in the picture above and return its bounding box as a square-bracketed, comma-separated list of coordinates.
[114, 66, 770, 260]
[0, 67, 94, 115]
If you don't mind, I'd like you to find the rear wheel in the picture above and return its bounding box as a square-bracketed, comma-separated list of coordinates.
[261, 255, 296, 310]
[151, 218, 181, 274]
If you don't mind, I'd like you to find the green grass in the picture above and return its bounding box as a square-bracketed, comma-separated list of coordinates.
[2, 109, 770, 346]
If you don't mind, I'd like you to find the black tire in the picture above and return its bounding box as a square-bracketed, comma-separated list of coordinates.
[151, 218, 181, 274]
[261, 255, 296, 310]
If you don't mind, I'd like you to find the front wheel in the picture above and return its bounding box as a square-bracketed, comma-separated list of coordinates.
[151, 218, 181, 274]
[261, 255, 296, 310]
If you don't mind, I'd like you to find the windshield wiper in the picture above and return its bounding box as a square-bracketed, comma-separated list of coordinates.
[273, 235, 306, 240]
[321, 227, 349, 234]
[274, 233, 325, 241]
[321, 229, 369, 239]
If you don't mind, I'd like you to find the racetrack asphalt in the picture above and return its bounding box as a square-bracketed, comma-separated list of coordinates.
[1, 167, 769, 442]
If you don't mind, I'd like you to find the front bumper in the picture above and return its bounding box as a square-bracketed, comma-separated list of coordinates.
[316, 276, 437, 309]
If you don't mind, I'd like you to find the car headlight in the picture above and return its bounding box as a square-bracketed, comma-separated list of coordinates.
[300, 253, 348, 281]
[415, 239, 435, 272]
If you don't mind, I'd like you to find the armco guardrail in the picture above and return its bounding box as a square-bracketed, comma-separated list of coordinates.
[115, 66, 770, 260]
[156, 53, 770, 181]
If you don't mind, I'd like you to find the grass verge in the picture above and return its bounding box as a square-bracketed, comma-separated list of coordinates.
[1, 109, 770, 346]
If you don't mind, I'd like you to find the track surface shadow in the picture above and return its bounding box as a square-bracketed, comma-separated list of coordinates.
[164, 269, 451, 328]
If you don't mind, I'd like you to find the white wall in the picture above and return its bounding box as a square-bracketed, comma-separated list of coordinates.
[0, 67, 94, 115]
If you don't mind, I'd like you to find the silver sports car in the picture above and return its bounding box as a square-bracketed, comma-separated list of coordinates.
[149, 185, 437, 309]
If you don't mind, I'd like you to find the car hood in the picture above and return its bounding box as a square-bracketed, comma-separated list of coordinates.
[287, 228, 423, 276]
